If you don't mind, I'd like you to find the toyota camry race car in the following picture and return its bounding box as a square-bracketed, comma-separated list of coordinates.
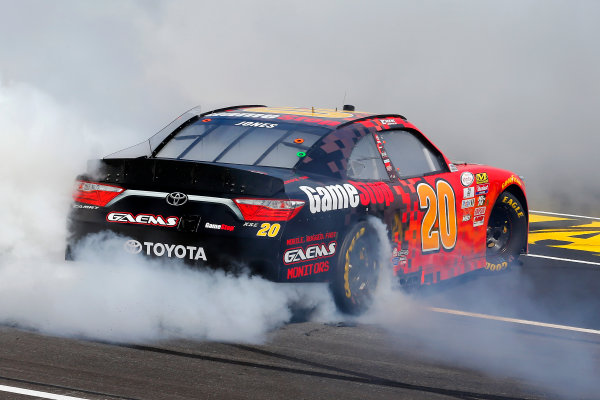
[67, 105, 529, 314]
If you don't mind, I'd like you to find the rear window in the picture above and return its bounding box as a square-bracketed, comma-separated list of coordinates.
[155, 118, 328, 168]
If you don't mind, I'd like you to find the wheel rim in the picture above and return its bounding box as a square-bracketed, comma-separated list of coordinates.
[345, 234, 378, 303]
[486, 204, 513, 256]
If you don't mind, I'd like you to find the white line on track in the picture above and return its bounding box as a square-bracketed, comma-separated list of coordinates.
[530, 210, 600, 221]
[525, 253, 600, 266]
[428, 307, 600, 336]
[0, 384, 88, 400]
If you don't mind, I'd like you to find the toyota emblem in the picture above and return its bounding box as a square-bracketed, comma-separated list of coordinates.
[166, 192, 188, 206]
[124, 239, 142, 254]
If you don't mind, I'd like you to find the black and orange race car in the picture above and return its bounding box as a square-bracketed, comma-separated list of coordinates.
[67, 105, 529, 314]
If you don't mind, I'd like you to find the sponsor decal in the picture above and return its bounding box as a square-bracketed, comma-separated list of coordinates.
[461, 198, 475, 209]
[448, 163, 459, 172]
[474, 206, 486, 216]
[379, 118, 397, 125]
[392, 248, 409, 266]
[243, 222, 259, 227]
[473, 215, 485, 227]
[256, 223, 280, 237]
[208, 112, 279, 119]
[205, 222, 235, 231]
[463, 187, 474, 199]
[235, 121, 278, 129]
[477, 195, 486, 206]
[277, 114, 340, 126]
[73, 204, 99, 210]
[166, 192, 188, 206]
[475, 172, 489, 184]
[287, 232, 336, 246]
[286, 260, 329, 280]
[283, 176, 308, 185]
[123, 240, 207, 261]
[502, 196, 525, 218]
[486, 261, 508, 271]
[283, 241, 337, 264]
[349, 181, 395, 207]
[107, 212, 179, 227]
[462, 214, 471, 222]
[461, 172, 474, 187]
[299, 184, 360, 213]
[501, 175, 523, 190]
[475, 184, 489, 195]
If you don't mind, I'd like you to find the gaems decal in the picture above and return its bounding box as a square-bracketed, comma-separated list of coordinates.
[283, 241, 337, 264]
[107, 212, 179, 227]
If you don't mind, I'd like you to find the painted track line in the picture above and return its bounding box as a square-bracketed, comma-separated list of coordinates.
[525, 253, 600, 266]
[0, 384, 89, 400]
[428, 307, 600, 336]
[530, 210, 600, 221]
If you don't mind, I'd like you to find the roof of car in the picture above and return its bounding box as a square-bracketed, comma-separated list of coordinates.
[204, 105, 413, 130]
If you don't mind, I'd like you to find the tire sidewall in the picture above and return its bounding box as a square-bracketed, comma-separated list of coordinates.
[485, 191, 527, 271]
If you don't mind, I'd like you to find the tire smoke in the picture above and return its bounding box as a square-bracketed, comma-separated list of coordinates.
[0, 80, 337, 343]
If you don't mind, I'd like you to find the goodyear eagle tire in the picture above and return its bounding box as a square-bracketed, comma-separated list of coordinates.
[485, 191, 527, 271]
[330, 221, 380, 315]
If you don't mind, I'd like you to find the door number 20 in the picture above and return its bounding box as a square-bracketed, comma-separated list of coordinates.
[417, 181, 457, 252]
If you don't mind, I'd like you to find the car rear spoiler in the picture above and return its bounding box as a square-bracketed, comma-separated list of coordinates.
[82, 158, 285, 197]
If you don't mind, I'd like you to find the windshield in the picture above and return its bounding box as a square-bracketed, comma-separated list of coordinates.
[154, 117, 328, 168]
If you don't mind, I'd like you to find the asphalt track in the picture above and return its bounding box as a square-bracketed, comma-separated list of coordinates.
[1, 212, 599, 399]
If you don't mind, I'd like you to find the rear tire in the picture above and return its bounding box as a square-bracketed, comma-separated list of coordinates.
[330, 222, 380, 315]
[485, 191, 527, 271]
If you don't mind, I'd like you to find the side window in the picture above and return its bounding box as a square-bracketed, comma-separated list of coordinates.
[379, 130, 445, 178]
[347, 134, 389, 181]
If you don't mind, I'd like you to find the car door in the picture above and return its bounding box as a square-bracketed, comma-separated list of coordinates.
[377, 129, 467, 285]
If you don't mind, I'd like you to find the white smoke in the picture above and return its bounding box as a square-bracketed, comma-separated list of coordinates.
[0, 79, 336, 343]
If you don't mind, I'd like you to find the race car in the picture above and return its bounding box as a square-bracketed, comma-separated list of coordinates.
[67, 105, 529, 314]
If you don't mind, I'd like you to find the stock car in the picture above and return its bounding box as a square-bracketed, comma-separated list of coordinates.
[67, 105, 528, 314]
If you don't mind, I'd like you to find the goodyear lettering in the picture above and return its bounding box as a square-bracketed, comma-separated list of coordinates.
[501, 175, 523, 190]
[502, 196, 525, 218]
[284, 242, 337, 264]
[107, 212, 179, 227]
[299, 184, 360, 213]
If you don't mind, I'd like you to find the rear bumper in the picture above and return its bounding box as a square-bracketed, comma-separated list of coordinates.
[66, 219, 282, 280]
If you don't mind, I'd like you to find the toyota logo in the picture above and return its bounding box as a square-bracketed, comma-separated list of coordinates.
[166, 192, 188, 206]
[124, 240, 142, 254]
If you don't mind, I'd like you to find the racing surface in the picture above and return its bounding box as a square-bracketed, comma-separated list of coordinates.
[1, 212, 599, 400]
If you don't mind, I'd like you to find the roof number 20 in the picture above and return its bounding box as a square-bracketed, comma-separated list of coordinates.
[417, 181, 457, 252]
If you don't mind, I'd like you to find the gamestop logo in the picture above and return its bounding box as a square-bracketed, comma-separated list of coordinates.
[283, 241, 337, 264]
[123, 240, 207, 261]
[107, 212, 179, 227]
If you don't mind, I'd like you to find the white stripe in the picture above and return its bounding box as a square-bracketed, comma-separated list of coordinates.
[428, 307, 600, 335]
[530, 210, 600, 221]
[526, 253, 600, 266]
[0, 384, 88, 400]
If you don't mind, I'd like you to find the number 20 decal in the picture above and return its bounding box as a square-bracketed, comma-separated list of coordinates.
[417, 180, 457, 252]
[257, 223, 281, 237]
